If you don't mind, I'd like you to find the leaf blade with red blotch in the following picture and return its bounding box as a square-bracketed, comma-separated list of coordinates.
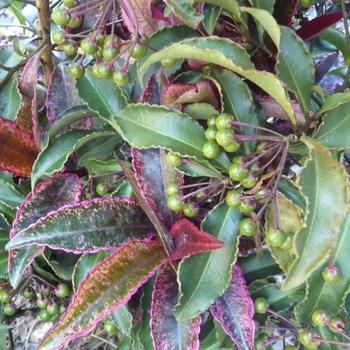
[210, 264, 255, 350]
[38, 240, 167, 350]
[9, 174, 81, 288]
[0, 116, 38, 176]
[6, 197, 154, 253]
[169, 218, 225, 260]
[150, 264, 201, 350]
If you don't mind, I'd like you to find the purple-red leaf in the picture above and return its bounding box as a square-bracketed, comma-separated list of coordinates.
[140, 71, 169, 105]
[38, 240, 167, 350]
[0, 116, 39, 176]
[168, 218, 225, 260]
[8, 174, 81, 287]
[210, 264, 255, 350]
[151, 264, 200, 350]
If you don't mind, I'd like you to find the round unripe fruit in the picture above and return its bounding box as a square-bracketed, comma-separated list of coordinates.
[265, 228, 287, 247]
[216, 113, 233, 129]
[279, 235, 293, 250]
[240, 173, 258, 189]
[229, 163, 248, 182]
[67, 15, 82, 28]
[131, 44, 147, 59]
[254, 333, 268, 350]
[329, 316, 345, 333]
[167, 195, 184, 212]
[80, 38, 98, 55]
[52, 28, 67, 46]
[23, 287, 35, 299]
[1, 290, 12, 303]
[36, 296, 49, 309]
[39, 309, 51, 322]
[102, 46, 120, 61]
[239, 199, 256, 214]
[104, 321, 117, 335]
[322, 266, 341, 283]
[91, 64, 101, 78]
[96, 183, 108, 196]
[239, 218, 258, 237]
[52, 7, 70, 26]
[55, 283, 70, 298]
[202, 140, 220, 159]
[202, 64, 212, 75]
[62, 40, 78, 56]
[298, 329, 320, 349]
[226, 189, 242, 208]
[311, 309, 329, 327]
[166, 152, 181, 167]
[97, 62, 113, 79]
[59, 304, 67, 314]
[47, 302, 61, 316]
[104, 35, 120, 47]
[3, 303, 17, 316]
[161, 58, 176, 67]
[183, 202, 199, 218]
[223, 141, 240, 153]
[255, 141, 272, 158]
[166, 182, 180, 196]
[216, 128, 234, 147]
[254, 297, 269, 314]
[69, 63, 85, 79]
[205, 126, 218, 141]
[41, 284, 51, 297]
[62, 0, 76, 8]
[254, 188, 270, 203]
[113, 69, 131, 86]
[207, 115, 218, 127]
[50, 314, 60, 322]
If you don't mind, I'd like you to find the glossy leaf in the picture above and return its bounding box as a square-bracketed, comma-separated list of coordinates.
[282, 136, 348, 291]
[110, 104, 207, 161]
[31, 127, 117, 189]
[38, 240, 167, 350]
[277, 176, 306, 212]
[210, 264, 254, 350]
[174, 202, 242, 321]
[203, 4, 221, 35]
[6, 197, 153, 253]
[9, 174, 81, 287]
[76, 67, 128, 120]
[314, 92, 350, 119]
[112, 304, 133, 337]
[0, 74, 21, 121]
[132, 147, 180, 229]
[0, 116, 38, 176]
[211, 69, 259, 155]
[169, 218, 225, 260]
[163, 0, 203, 28]
[140, 37, 296, 125]
[295, 210, 350, 324]
[151, 264, 201, 349]
[0, 178, 25, 208]
[86, 158, 123, 176]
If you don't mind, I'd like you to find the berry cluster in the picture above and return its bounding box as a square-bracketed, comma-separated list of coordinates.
[51, 0, 150, 84]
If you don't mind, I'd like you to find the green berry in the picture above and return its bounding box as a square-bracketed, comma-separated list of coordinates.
[62, 40, 78, 56]
[36, 296, 49, 309]
[311, 309, 329, 327]
[166, 182, 180, 196]
[52, 28, 67, 46]
[300, 0, 314, 7]
[102, 45, 120, 61]
[1, 290, 12, 303]
[239, 218, 258, 236]
[254, 333, 268, 350]
[166, 152, 181, 167]
[130, 44, 147, 59]
[298, 329, 320, 349]
[183, 202, 199, 218]
[23, 287, 35, 299]
[279, 235, 293, 250]
[47, 302, 60, 316]
[93, 32, 106, 47]
[216, 113, 233, 129]
[202, 140, 220, 159]
[96, 183, 108, 196]
[39, 309, 51, 322]
[67, 15, 82, 28]
[91, 64, 101, 78]
[167, 195, 184, 212]
[161, 58, 176, 67]
[41, 284, 51, 297]
[239, 199, 256, 214]
[50, 314, 60, 322]
[62, 0, 76, 8]
[52, 6, 70, 26]
[55, 283, 70, 298]
[69, 63, 85, 79]
[254, 188, 270, 203]
[240, 173, 258, 189]
[59, 304, 67, 314]
[232, 155, 244, 164]
[104, 35, 120, 47]
[255, 141, 272, 158]
[207, 114, 218, 127]
[216, 128, 234, 147]
[3, 303, 17, 316]
[254, 297, 269, 314]
[322, 266, 341, 283]
[97, 62, 114, 79]
[104, 320, 117, 335]
[80, 38, 98, 55]
[229, 163, 248, 182]
[329, 316, 345, 333]
[265, 228, 287, 247]
[223, 141, 240, 153]
[113, 68, 131, 86]
[202, 64, 212, 75]
[205, 126, 218, 141]
[225, 189, 242, 208]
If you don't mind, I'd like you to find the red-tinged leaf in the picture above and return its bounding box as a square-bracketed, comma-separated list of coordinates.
[168, 218, 225, 260]
[6, 197, 154, 253]
[140, 71, 169, 105]
[18, 46, 45, 147]
[39, 240, 167, 350]
[9, 174, 81, 288]
[46, 65, 85, 125]
[0, 116, 39, 176]
[273, 0, 298, 26]
[296, 12, 344, 41]
[164, 81, 220, 109]
[120, 0, 168, 36]
[210, 264, 255, 350]
[315, 52, 340, 84]
[151, 264, 201, 350]
[16, 97, 34, 137]
[132, 147, 181, 229]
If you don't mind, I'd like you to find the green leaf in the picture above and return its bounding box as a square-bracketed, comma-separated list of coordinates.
[0, 251, 8, 277]
[163, 0, 203, 28]
[0, 178, 25, 208]
[31, 127, 117, 189]
[282, 136, 348, 291]
[203, 4, 221, 35]
[295, 211, 350, 324]
[38, 240, 167, 350]
[313, 100, 350, 150]
[6, 198, 153, 252]
[112, 304, 133, 337]
[140, 37, 296, 125]
[0, 74, 21, 121]
[203, 0, 241, 22]
[76, 68, 127, 120]
[277, 176, 306, 213]
[110, 104, 207, 161]
[211, 69, 260, 155]
[174, 201, 242, 321]
[314, 92, 350, 119]
[86, 159, 124, 176]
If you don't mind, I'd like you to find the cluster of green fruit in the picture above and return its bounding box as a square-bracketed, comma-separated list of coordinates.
[0, 282, 70, 322]
[51, 0, 149, 85]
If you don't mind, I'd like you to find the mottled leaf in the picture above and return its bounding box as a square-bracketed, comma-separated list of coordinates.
[210, 265, 254, 350]
[6, 197, 153, 253]
[0, 116, 38, 176]
[174, 202, 242, 321]
[151, 264, 200, 350]
[282, 136, 348, 291]
[38, 240, 167, 350]
[169, 218, 225, 260]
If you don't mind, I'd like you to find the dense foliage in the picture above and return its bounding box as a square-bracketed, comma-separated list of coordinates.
[1, 0, 350, 349]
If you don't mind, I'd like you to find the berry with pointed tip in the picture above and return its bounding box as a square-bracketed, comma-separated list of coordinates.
[62, 0, 76, 8]
[36, 296, 49, 309]
[47, 302, 61, 316]
[62, 40, 78, 56]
